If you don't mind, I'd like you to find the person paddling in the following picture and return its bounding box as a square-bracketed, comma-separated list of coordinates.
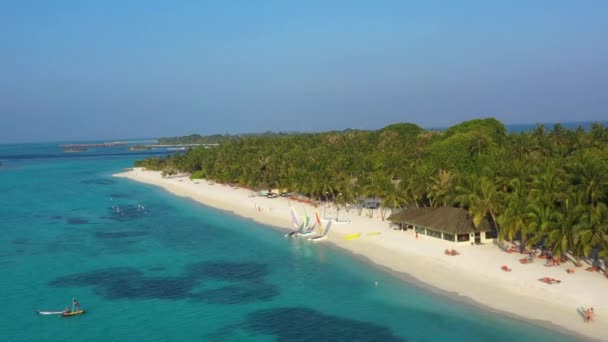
[72, 298, 80, 311]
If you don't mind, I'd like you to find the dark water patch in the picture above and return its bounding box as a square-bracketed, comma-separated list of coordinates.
[186, 262, 270, 281]
[50, 267, 196, 300]
[67, 217, 89, 225]
[106, 204, 148, 221]
[49, 261, 279, 303]
[81, 178, 117, 185]
[193, 283, 279, 304]
[94, 276, 197, 300]
[50, 215, 63, 220]
[12, 238, 29, 245]
[245, 307, 404, 342]
[205, 324, 249, 342]
[49, 267, 142, 287]
[14, 248, 25, 254]
[94, 231, 148, 239]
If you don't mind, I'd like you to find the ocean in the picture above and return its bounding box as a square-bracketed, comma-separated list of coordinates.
[0, 143, 576, 341]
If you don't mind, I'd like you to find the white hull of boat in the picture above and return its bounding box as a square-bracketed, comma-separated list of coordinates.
[309, 236, 328, 242]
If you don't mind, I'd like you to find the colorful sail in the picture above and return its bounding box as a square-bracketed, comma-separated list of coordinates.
[315, 210, 323, 235]
[322, 220, 332, 237]
[290, 206, 299, 229]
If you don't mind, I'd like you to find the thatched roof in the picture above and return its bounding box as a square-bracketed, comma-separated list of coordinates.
[387, 207, 493, 234]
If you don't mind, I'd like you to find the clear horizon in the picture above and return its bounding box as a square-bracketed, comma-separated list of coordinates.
[1, 1, 607, 143]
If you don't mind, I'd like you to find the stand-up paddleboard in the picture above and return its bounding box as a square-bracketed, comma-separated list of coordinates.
[36, 310, 64, 315]
[62, 310, 86, 317]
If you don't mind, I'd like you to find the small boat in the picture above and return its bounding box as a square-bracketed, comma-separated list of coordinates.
[344, 233, 361, 241]
[309, 215, 331, 242]
[62, 310, 86, 317]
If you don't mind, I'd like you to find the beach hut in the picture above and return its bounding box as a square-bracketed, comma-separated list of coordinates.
[387, 207, 497, 244]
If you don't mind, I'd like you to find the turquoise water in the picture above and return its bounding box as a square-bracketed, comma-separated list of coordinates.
[0, 144, 576, 341]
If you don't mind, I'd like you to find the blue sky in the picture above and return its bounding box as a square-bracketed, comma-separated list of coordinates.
[1, 1, 607, 143]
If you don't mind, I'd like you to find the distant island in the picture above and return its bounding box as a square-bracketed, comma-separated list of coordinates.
[129, 145, 153, 151]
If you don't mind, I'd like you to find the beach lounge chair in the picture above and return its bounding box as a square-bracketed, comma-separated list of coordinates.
[498, 242, 510, 252]
[544, 259, 557, 267]
[586, 267, 599, 272]
[539, 277, 561, 284]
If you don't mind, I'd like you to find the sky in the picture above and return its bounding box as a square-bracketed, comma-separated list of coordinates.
[1, 1, 607, 143]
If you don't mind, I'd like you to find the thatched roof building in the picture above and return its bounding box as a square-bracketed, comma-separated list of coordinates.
[388, 207, 496, 243]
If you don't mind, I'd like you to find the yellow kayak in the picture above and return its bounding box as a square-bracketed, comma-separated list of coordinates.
[366, 232, 381, 236]
[344, 233, 361, 240]
[62, 310, 85, 317]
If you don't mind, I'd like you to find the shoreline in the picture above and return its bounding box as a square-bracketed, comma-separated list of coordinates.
[115, 168, 606, 341]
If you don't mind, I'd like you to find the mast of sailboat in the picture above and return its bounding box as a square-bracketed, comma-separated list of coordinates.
[290, 206, 300, 230]
[315, 210, 323, 236]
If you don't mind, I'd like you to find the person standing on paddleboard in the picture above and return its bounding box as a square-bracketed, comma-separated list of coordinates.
[72, 298, 80, 311]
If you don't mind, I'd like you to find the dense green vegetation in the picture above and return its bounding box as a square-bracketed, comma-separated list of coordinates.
[137, 118, 608, 264]
[158, 132, 295, 145]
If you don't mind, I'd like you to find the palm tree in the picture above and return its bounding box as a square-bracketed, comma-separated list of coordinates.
[570, 155, 608, 207]
[454, 176, 502, 237]
[380, 179, 407, 220]
[550, 191, 586, 258]
[577, 202, 608, 261]
[427, 169, 455, 207]
[525, 200, 559, 249]
[530, 165, 568, 206]
[497, 178, 530, 244]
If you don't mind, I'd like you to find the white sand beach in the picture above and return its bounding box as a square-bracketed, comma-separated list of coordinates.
[116, 168, 607, 341]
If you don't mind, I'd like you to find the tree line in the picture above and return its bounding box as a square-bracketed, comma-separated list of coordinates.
[136, 118, 608, 264]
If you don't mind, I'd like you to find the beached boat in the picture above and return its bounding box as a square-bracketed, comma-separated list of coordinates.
[285, 206, 301, 237]
[296, 211, 317, 237]
[309, 213, 332, 242]
[298, 223, 316, 237]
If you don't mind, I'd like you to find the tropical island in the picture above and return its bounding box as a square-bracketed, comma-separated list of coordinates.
[137, 118, 607, 260]
[120, 117, 608, 339]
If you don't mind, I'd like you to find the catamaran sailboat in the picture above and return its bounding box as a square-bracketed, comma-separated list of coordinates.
[309, 211, 332, 242]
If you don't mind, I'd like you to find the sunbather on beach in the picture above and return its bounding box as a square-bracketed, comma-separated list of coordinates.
[585, 308, 591, 322]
